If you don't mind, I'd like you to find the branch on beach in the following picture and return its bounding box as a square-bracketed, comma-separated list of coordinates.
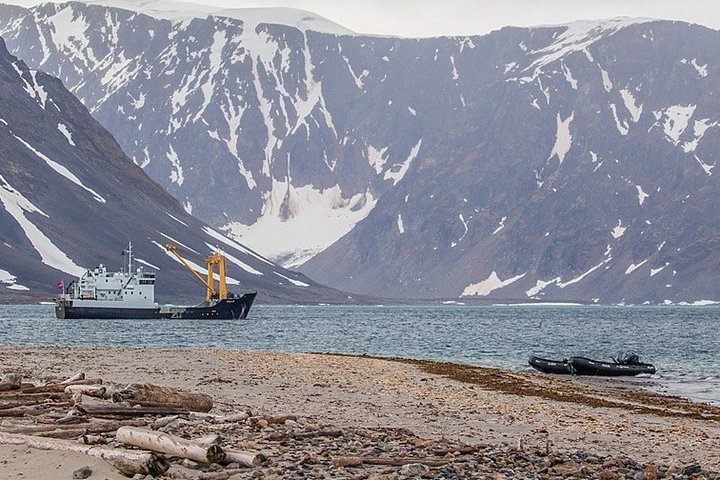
[84, 404, 191, 418]
[116, 426, 225, 464]
[0, 418, 150, 438]
[2, 378, 103, 395]
[0, 431, 170, 476]
[113, 383, 213, 413]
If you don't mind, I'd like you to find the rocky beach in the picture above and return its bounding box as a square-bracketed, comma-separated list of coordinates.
[0, 345, 718, 479]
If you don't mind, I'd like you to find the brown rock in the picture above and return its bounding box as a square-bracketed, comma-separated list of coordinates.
[599, 469, 619, 480]
[643, 464, 658, 480]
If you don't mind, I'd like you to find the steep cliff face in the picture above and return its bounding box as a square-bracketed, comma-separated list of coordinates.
[0, 36, 346, 304]
[2, 2, 719, 303]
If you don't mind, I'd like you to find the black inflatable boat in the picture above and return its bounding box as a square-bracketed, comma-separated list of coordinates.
[528, 355, 571, 374]
[567, 356, 656, 376]
[529, 354, 656, 376]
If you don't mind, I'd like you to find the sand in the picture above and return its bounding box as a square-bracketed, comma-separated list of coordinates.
[0, 345, 718, 477]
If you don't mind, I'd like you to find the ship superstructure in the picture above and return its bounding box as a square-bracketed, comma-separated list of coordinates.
[56, 242, 160, 319]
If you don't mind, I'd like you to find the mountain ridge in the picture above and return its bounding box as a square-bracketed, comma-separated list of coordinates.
[1, 3, 719, 303]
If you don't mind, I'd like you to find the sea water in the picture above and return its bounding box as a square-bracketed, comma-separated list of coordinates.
[0, 304, 717, 405]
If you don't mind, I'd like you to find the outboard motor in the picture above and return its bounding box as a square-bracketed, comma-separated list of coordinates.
[614, 352, 640, 365]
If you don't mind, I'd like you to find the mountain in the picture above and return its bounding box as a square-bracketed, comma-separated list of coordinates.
[0, 35, 349, 304]
[1, 2, 719, 304]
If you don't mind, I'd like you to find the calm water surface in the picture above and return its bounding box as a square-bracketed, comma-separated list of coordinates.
[0, 305, 717, 405]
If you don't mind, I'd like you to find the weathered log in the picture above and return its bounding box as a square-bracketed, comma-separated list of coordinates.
[0, 395, 70, 410]
[64, 385, 106, 399]
[113, 383, 212, 413]
[60, 372, 85, 384]
[84, 405, 189, 418]
[0, 373, 22, 391]
[0, 431, 169, 476]
[15, 379, 103, 394]
[195, 433, 223, 448]
[1, 418, 149, 436]
[116, 426, 225, 464]
[0, 404, 64, 417]
[0, 392, 69, 402]
[223, 449, 267, 467]
[333, 455, 453, 468]
[151, 415, 179, 430]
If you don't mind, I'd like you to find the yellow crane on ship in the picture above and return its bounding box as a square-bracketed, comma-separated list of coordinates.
[165, 244, 228, 301]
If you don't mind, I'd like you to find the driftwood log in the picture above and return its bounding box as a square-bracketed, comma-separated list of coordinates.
[113, 383, 212, 412]
[116, 426, 225, 464]
[0, 373, 22, 391]
[0, 431, 169, 476]
[64, 384, 106, 399]
[0, 404, 64, 417]
[60, 372, 85, 384]
[0, 419, 150, 436]
[9, 379, 103, 395]
[223, 449, 267, 467]
[84, 405, 189, 418]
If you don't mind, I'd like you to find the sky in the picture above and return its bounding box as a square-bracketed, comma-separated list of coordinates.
[5, 0, 720, 37]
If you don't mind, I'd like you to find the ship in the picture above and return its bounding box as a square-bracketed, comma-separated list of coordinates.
[55, 241, 256, 320]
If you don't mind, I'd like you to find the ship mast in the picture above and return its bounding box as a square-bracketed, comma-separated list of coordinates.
[126, 241, 133, 274]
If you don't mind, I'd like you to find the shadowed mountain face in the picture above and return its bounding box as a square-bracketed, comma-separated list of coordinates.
[0, 36, 352, 304]
[2, 3, 720, 303]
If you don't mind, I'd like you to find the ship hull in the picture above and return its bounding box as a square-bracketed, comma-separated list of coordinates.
[56, 304, 161, 320]
[56, 293, 257, 320]
[159, 294, 257, 320]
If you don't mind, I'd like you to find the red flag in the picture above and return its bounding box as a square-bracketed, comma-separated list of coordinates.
[57, 279, 64, 290]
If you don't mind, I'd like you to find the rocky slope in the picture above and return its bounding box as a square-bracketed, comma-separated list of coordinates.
[1, 3, 719, 303]
[0, 36, 348, 304]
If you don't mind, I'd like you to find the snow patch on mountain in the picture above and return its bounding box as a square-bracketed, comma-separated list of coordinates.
[620, 89, 642, 122]
[681, 58, 708, 78]
[682, 119, 718, 153]
[529, 18, 654, 72]
[167, 144, 184, 186]
[367, 145, 389, 174]
[0, 174, 84, 276]
[611, 219, 626, 238]
[222, 182, 377, 268]
[11, 62, 48, 108]
[383, 139, 422, 185]
[548, 112, 574, 163]
[625, 258, 649, 274]
[525, 277, 563, 297]
[0, 266, 29, 291]
[397, 214, 404, 234]
[274, 271, 309, 287]
[660, 104, 696, 144]
[610, 104, 629, 135]
[461, 271, 526, 297]
[57, 123, 75, 146]
[10, 132, 106, 203]
[651, 263, 669, 277]
[81, 0, 354, 35]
